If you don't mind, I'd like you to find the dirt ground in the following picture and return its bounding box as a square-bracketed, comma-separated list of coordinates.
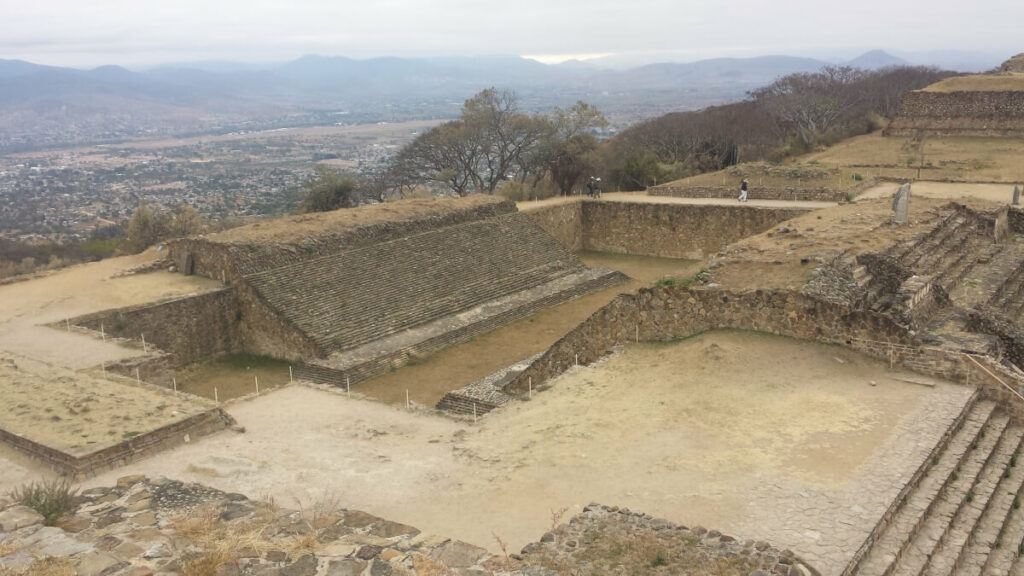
[0, 331, 973, 574]
[857, 180, 1021, 204]
[205, 195, 501, 245]
[519, 192, 836, 211]
[800, 133, 1024, 183]
[923, 73, 1024, 92]
[0, 352, 213, 456]
[0, 249, 219, 370]
[173, 354, 292, 401]
[354, 251, 702, 406]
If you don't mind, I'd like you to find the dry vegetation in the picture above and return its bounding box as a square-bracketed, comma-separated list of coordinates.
[531, 526, 768, 576]
[923, 74, 1024, 92]
[0, 557, 76, 576]
[799, 133, 1024, 183]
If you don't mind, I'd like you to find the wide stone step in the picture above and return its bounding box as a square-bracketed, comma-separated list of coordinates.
[961, 426, 1024, 576]
[247, 212, 589, 355]
[923, 424, 1023, 576]
[295, 269, 626, 390]
[852, 400, 996, 576]
[901, 214, 966, 268]
[890, 412, 1010, 576]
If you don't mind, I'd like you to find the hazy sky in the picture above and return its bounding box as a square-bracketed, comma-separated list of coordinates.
[2, 0, 1021, 67]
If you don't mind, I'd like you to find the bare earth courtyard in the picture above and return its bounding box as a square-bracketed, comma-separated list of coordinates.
[0, 331, 973, 575]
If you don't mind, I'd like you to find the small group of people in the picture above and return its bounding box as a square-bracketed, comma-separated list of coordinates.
[585, 176, 602, 198]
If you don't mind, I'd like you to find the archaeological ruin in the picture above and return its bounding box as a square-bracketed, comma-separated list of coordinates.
[6, 65, 1024, 573]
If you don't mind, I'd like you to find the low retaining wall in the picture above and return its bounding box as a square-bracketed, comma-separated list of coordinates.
[0, 408, 234, 478]
[72, 289, 242, 367]
[502, 285, 1024, 423]
[581, 202, 810, 259]
[648, 184, 848, 202]
[886, 91, 1024, 137]
[520, 201, 583, 251]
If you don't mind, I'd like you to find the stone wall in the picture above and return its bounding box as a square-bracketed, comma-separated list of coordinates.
[502, 285, 1024, 422]
[0, 408, 234, 478]
[1009, 208, 1024, 234]
[168, 200, 516, 282]
[520, 201, 583, 251]
[648, 184, 849, 202]
[580, 202, 810, 259]
[233, 281, 324, 361]
[968, 307, 1024, 370]
[886, 91, 1024, 137]
[505, 286, 911, 395]
[72, 289, 243, 367]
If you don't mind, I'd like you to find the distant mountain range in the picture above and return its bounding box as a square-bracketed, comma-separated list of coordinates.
[0, 50, 965, 152]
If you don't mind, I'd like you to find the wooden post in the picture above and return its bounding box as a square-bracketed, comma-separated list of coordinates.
[100, 323, 106, 342]
[172, 376, 177, 393]
[135, 367, 141, 384]
[528, 376, 533, 399]
[214, 387, 219, 403]
[141, 333, 147, 353]
[346, 377, 351, 398]
[575, 353, 579, 367]
[289, 366, 293, 383]
[255, 375, 260, 396]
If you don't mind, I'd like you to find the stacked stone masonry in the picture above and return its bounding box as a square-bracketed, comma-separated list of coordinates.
[648, 184, 849, 202]
[0, 409, 234, 479]
[887, 91, 1024, 137]
[246, 212, 585, 355]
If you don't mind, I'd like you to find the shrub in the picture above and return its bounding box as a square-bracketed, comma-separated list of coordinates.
[8, 479, 79, 526]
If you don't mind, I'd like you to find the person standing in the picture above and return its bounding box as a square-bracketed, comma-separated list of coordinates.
[738, 179, 749, 202]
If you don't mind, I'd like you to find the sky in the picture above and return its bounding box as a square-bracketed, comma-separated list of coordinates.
[1, 0, 1021, 68]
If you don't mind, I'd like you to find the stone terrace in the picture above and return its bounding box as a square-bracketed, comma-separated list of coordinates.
[246, 212, 590, 354]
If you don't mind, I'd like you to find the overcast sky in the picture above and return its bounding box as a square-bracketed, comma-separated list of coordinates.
[2, 0, 1021, 68]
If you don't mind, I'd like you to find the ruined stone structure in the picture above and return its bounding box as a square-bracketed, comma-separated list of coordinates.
[523, 199, 811, 258]
[79, 197, 624, 390]
[886, 90, 1024, 137]
[887, 57, 1024, 137]
[440, 198, 1024, 575]
[648, 184, 850, 202]
[0, 476, 817, 576]
[1001, 53, 1024, 73]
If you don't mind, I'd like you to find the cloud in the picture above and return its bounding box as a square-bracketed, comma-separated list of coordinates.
[1, 0, 1021, 67]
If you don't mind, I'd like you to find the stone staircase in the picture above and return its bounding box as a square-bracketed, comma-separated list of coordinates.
[294, 268, 627, 389]
[846, 399, 1024, 576]
[246, 212, 586, 354]
[950, 240, 1024, 313]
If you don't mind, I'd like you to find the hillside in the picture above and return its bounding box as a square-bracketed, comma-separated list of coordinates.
[0, 51, 934, 152]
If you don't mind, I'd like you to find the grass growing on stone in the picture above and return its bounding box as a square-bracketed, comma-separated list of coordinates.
[0, 557, 75, 576]
[529, 522, 770, 576]
[8, 479, 79, 526]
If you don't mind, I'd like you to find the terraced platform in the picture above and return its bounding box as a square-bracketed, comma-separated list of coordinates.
[846, 399, 1024, 576]
[246, 211, 604, 355]
[295, 267, 626, 388]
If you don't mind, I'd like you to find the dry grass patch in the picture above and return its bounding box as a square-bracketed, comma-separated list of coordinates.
[530, 528, 767, 576]
[0, 558, 75, 576]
